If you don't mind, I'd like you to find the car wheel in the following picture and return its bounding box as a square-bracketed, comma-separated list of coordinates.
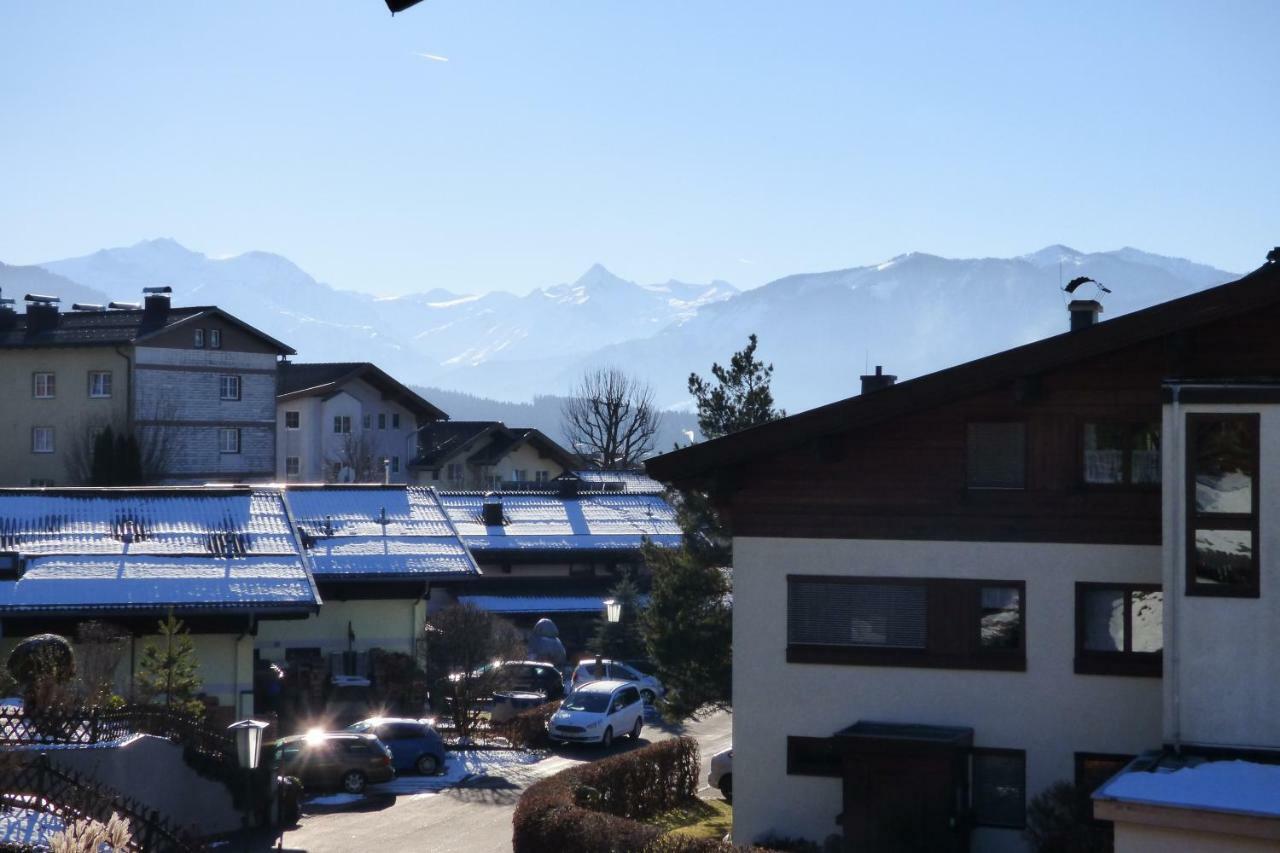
[640, 689, 656, 705]
[601, 726, 613, 748]
[629, 716, 642, 740]
[416, 753, 441, 775]
[719, 774, 733, 803]
[341, 771, 367, 794]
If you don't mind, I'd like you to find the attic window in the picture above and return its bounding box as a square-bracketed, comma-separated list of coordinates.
[0, 552, 23, 580]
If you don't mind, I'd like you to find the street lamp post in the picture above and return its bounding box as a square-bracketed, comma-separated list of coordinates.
[228, 719, 269, 851]
[593, 599, 622, 680]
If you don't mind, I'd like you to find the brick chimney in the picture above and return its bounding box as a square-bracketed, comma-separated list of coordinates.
[860, 365, 897, 394]
[23, 294, 60, 334]
[1068, 299, 1102, 331]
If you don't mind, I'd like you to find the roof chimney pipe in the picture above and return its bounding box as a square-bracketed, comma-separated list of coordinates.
[142, 285, 172, 325]
[23, 294, 60, 334]
[1068, 299, 1102, 332]
[860, 365, 897, 394]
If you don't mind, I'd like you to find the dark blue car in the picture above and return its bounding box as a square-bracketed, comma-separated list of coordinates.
[346, 717, 447, 775]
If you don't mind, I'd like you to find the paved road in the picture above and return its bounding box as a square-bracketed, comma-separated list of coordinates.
[277, 709, 732, 853]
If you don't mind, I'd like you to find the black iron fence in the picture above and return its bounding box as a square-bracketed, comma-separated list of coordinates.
[0, 753, 195, 852]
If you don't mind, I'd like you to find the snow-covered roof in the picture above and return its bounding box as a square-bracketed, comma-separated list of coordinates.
[0, 488, 318, 614]
[572, 470, 666, 494]
[1096, 759, 1280, 819]
[439, 492, 682, 553]
[286, 487, 478, 580]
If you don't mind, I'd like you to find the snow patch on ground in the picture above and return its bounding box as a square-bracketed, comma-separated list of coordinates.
[1100, 760, 1280, 818]
[306, 793, 366, 807]
[0, 805, 65, 848]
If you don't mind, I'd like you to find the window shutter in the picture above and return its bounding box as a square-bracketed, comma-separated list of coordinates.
[788, 580, 927, 649]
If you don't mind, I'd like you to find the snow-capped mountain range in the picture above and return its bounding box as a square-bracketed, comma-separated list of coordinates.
[0, 239, 1241, 414]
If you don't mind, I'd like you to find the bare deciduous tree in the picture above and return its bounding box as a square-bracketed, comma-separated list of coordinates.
[561, 367, 661, 470]
[327, 430, 385, 483]
[424, 604, 523, 740]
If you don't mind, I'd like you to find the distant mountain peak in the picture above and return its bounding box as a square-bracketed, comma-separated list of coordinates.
[1021, 244, 1085, 267]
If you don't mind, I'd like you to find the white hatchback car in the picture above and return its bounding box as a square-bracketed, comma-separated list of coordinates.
[549, 680, 645, 747]
[570, 659, 665, 704]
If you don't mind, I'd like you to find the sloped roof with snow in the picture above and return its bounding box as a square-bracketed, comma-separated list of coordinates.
[0, 487, 318, 614]
[572, 470, 666, 494]
[285, 486, 478, 580]
[439, 492, 681, 553]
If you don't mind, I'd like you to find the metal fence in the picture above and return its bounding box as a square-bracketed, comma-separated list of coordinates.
[0, 753, 195, 852]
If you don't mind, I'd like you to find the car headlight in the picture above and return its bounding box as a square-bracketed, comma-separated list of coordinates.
[586, 719, 601, 729]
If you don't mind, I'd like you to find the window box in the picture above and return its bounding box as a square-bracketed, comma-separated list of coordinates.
[786, 576, 1025, 671]
[1074, 583, 1162, 676]
[1185, 414, 1260, 597]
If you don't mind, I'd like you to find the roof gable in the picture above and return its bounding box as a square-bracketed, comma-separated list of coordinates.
[277, 362, 446, 420]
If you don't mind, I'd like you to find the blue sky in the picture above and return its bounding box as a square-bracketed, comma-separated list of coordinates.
[2, 2, 1276, 295]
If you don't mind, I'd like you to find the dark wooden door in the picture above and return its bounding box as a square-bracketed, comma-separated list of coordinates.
[841, 753, 968, 853]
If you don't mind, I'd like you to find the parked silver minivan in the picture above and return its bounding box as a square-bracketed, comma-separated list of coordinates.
[548, 679, 644, 747]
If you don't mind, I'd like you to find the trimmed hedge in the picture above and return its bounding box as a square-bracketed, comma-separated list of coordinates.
[493, 701, 559, 749]
[514, 737, 700, 853]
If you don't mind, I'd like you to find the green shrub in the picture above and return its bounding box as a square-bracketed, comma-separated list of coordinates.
[493, 701, 559, 749]
[1025, 781, 1112, 853]
[513, 737, 701, 853]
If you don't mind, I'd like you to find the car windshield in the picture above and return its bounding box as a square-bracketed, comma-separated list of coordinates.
[346, 721, 373, 733]
[561, 691, 611, 713]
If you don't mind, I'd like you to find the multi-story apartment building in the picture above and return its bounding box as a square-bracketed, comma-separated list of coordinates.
[0, 288, 292, 486]
[275, 362, 447, 484]
[410, 420, 577, 489]
[647, 249, 1280, 853]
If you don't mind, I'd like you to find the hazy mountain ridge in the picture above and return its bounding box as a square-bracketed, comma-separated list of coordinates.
[21, 239, 1241, 416]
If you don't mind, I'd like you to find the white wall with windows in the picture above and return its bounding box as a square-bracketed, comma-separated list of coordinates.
[732, 536, 1162, 852]
[1161, 399, 1280, 750]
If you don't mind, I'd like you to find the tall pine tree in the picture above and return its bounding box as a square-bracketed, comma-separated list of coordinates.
[135, 610, 204, 716]
[687, 333, 785, 440]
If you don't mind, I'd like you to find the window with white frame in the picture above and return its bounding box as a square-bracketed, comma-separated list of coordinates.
[333, 416, 351, 434]
[218, 428, 240, 454]
[209, 329, 222, 349]
[194, 329, 205, 348]
[31, 427, 54, 453]
[512, 469, 528, 482]
[219, 375, 241, 401]
[88, 371, 112, 398]
[32, 372, 55, 399]
[286, 456, 301, 476]
[378, 413, 387, 430]
[285, 411, 300, 429]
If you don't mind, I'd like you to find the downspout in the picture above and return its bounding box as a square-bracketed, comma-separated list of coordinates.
[114, 346, 134, 430]
[1168, 385, 1182, 754]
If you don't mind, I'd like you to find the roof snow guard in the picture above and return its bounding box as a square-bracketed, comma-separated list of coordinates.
[0, 488, 318, 615]
[285, 486, 479, 581]
[439, 492, 682, 554]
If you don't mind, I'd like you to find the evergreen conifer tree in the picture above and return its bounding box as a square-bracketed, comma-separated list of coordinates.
[90, 426, 116, 486]
[135, 610, 204, 716]
[686, 333, 784, 440]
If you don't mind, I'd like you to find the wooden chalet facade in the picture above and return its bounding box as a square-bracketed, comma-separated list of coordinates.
[647, 250, 1280, 853]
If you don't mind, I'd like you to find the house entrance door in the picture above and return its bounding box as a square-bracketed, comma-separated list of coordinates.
[833, 721, 972, 853]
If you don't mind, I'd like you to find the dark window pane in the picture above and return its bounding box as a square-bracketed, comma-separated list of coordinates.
[973, 751, 1025, 828]
[1084, 423, 1128, 484]
[1193, 529, 1254, 586]
[1082, 588, 1125, 652]
[1131, 424, 1161, 484]
[1130, 590, 1163, 652]
[788, 581, 927, 649]
[1193, 419, 1254, 513]
[968, 422, 1026, 488]
[979, 586, 1021, 649]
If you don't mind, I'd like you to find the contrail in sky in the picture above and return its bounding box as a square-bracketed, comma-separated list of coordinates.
[416, 53, 450, 62]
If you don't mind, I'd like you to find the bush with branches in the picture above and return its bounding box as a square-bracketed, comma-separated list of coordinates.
[1025, 781, 1113, 853]
[425, 603, 523, 740]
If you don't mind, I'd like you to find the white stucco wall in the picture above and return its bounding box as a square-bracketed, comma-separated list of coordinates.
[255, 599, 423, 661]
[733, 537, 1163, 853]
[1162, 402, 1280, 750]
